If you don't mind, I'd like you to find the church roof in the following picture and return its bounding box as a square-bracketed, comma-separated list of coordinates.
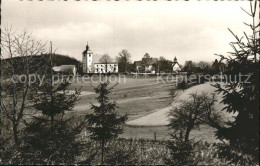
[82, 44, 93, 54]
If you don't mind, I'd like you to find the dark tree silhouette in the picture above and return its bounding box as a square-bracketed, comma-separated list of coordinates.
[86, 81, 127, 164]
[99, 54, 113, 73]
[212, 1, 259, 164]
[168, 92, 220, 142]
[17, 44, 85, 164]
[0, 26, 46, 146]
[116, 49, 131, 73]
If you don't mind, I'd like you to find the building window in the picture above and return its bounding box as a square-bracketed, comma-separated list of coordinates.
[89, 54, 91, 57]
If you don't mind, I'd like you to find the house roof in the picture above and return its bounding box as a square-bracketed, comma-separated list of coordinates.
[94, 62, 118, 65]
[134, 61, 142, 66]
[146, 58, 158, 65]
[172, 62, 181, 68]
[53, 65, 75, 72]
[134, 58, 158, 66]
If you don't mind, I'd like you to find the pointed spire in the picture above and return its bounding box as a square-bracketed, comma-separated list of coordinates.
[86, 42, 89, 51]
[174, 56, 177, 62]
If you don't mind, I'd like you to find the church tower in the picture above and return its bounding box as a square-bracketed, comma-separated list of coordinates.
[82, 44, 93, 73]
[174, 56, 177, 63]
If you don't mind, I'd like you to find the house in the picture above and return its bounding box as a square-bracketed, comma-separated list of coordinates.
[94, 63, 118, 73]
[134, 53, 158, 73]
[82, 44, 118, 74]
[172, 57, 182, 73]
[53, 65, 76, 75]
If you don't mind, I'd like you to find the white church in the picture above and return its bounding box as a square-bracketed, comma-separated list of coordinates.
[172, 57, 182, 73]
[82, 44, 118, 73]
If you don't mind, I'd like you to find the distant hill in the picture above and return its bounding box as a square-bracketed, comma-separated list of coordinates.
[42, 54, 80, 66]
[1, 54, 81, 76]
[1, 54, 80, 66]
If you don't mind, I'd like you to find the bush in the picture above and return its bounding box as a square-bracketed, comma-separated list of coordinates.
[164, 136, 198, 165]
[14, 118, 85, 164]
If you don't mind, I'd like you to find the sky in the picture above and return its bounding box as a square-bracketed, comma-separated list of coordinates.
[2, 1, 253, 65]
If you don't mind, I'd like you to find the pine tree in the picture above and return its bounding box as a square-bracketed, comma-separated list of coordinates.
[17, 45, 85, 164]
[86, 81, 127, 164]
[212, 1, 259, 164]
[30, 51, 80, 131]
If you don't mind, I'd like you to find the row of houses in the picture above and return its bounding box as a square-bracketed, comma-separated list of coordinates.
[134, 53, 181, 74]
[82, 44, 181, 74]
[53, 44, 225, 75]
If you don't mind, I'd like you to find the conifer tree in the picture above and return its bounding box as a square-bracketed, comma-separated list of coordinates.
[86, 81, 127, 164]
[212, 1, 259, 164]
[17, 46, 85, 164]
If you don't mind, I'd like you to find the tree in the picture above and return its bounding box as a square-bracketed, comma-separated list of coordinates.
[16, 117, 86, 164]
[183, 61, 196, 75]
[99, 54, 113, 73]
[141, 53, 151, 72]
[164, 135, 198, 165]
[168, 92, 220, 142]
[30, 42, 81, 131]
[0, 26, 46, 146]
[165, 92, 221, 165]
[196, 61, 211, 74]
[116, 49, 131, 73]
[177, 80, 187, 91]
[86, 81, 127, 164]
[212, 1, 259, 164]
[143, 53, 150, 59]
[158, 56, 172, 73]
[15, 44, 86, 164]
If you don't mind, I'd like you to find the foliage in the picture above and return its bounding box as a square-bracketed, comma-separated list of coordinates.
[0, 26, 46, 145]
[15, 46, 84, 164]
[15, 117, 86, 164]
[196, 61, 212, 74]
[99, 54, 113, 73]
[168, 92, 220, 142]
[116, 49, 132, 73]
[86, 81, 127, 164]
[183, 60, 196, 73]
[158, 56, 172, 73]
[177, 80, 187, 91]
[42, 54, 79, 66]
[99, 54, 113, 64]
[103, 139, 139, 164]
[212, 1, 259, 164]
[77, 137, 226, 165]
[30, 60, 80, 128]
[164, 136, 198, 165]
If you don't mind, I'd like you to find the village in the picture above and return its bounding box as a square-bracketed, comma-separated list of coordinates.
[52, 43, 225, 77]
[1, 0, 258, 165]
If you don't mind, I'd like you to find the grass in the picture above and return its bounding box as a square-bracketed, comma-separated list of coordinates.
[77, 137, 227, 165]
[63, 76, 228, 142]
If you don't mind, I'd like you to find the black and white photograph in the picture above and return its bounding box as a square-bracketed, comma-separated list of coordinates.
[0, 0, 259, 165]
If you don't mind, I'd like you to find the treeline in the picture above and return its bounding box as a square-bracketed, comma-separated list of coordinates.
[1, 54, 80, 68]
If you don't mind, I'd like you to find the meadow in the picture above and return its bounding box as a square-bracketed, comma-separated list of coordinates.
[65, 74, 228, 142]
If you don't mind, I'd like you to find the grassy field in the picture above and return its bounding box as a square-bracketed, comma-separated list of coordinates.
[64, 75, 228, 142]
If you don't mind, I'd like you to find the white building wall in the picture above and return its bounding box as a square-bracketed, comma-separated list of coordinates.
[94, 63, 118, 73]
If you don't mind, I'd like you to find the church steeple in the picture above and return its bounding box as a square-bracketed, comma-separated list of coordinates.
[174, 56, 177, 63]
[86, 43, 89, 51]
